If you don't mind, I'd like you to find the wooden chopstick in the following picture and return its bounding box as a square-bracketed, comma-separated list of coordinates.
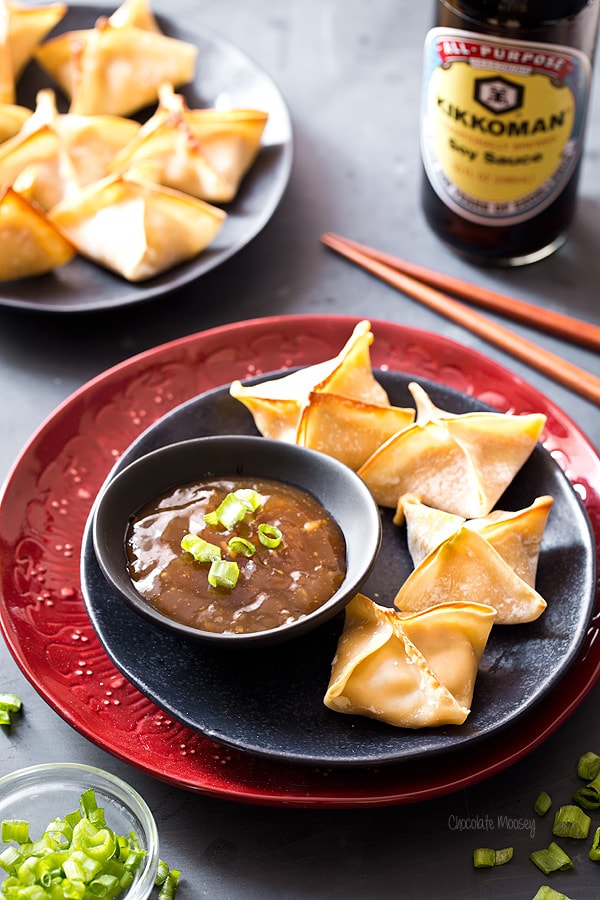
[321, 232, 600, 406]
[322, 232, 600, 353]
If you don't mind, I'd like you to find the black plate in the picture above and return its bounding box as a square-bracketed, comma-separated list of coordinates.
[1, 5, 293, 313]
[81, 372, 597, 767]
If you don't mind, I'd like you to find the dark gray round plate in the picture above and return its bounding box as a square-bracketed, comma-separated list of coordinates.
[81, 371, 597, 766]
[1, 5, 293, 313]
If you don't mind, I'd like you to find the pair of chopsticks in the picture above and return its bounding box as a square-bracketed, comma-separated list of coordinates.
[321, 232, 600, 406]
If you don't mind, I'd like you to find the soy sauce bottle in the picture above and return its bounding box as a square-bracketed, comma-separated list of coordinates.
[420, 1, 600, 264]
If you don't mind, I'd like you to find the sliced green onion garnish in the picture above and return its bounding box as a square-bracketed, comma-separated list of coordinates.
[257, 523, 282, 548]
[530, 841, 574, 875]
[181, 533, 221, 563]
[472, 846, 512, 868]
[573, 769, 600, 810]
[208, 559, 239, 590]
[0, 693, 22, 728]
[233, 489, 265, 512]
[578, 751, 600, 781]
[589, 825, 600, 861]
[552, 804, 591, 839]
[534, 791, 552, 816]
[155, 859, 170, 886]
[531, 888, 575, 900]
[227, 537, 256, 557]
[204, 493, 249, 530]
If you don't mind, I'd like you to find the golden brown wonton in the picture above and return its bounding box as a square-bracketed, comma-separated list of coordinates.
[358, 381, 546, 515]
[49, 173, 226, 282]
[111, 83, 269, 203]
[35, 0, 197, 116]
[230, 320, 389, 442]
[0, 100, 30, 142]
[0, 0, 66, 103]
[393, 498, 549, 625]
[324, 593, 496, 728]
[0, 185, 75, 280]
[296, 391, 414, 470]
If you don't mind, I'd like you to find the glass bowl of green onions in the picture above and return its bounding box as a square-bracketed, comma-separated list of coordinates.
[0, 763, 159, 899]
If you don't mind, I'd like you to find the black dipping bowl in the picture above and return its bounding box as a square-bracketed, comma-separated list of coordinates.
[91, 435, 382, 647]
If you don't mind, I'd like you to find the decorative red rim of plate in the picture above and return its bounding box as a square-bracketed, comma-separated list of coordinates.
[1, 314, 599, 808]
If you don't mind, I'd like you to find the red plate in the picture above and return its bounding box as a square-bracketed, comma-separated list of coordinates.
[1, 315, 599, 807]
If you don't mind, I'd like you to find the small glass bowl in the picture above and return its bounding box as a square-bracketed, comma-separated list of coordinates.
[0, 763, 159, 899]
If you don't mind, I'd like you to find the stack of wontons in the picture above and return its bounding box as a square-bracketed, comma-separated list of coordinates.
[231, 320, 553, 729]
[0, 0, 269, 282]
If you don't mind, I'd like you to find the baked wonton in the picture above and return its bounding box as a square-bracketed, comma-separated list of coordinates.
[0, 185, 75, 280]
[230, 320, 389, 442]
[0, 0, 66, 103]
[111, 84, 269, 203]
[0, 101, 30, 142]
[324, 593, 496, 728]
[395, 492, 553, 584]
[35, 3, 197, 117]
[49, 174, 226, 281]
[296, 391, 414, 470]
[358, 381, 546, 516]
[393, 512, 548, 625]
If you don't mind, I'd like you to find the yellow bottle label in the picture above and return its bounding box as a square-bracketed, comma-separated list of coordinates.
[421, 28, 592, 224]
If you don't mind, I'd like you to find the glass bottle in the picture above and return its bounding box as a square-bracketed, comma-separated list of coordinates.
[420, 1, 600, 264]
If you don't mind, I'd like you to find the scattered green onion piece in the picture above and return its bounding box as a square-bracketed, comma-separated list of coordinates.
[181, 533, 221, 563]
[155, 859, 170, 886]
[0, 695, 22, 714]
[233, 489, 265, 512]
[208, 559, 239, 590]
[257, 523, 282, 548]
[0, 710, 10, 726]
[227, 537, 256, 557]
[552, 804, 591, 839]
[530, 841, 573, 875]
[534, 791, 552, 816]
[473, 847, 513, 868]
[573, 770, 600, 810]
[531, 888, 574, 900]
[589, 825, 600, 861]
[157, 867, 180, 900]
[578, 751, 600, 781]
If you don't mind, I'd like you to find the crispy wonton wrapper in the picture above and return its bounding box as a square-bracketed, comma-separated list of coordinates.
[112, 83, 268, 203]
[0, 185, 75, 280]
[358, 381, 546, 516]
[35, 0, 196, 117]
[230, 320, 389, 442]
[1, 0, 66, 103]
[296, 391, 414, 470]
[324, 594, 496, 728]
[50, 174, 226, 282]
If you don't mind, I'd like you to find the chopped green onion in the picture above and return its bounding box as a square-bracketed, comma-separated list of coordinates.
[473, 847, 513, 868]
[157, 867, 180, 900]
[1, 821, 29, 845]
[233, 489, 265, 512]
[181, 533, 221, 563]
[589, 825, 600, 861]
[552, 803, 591, 839]
[0, 694, 22, 728]
[208, 559, 239, 590]
[578, 751, 600, 781]
[0, 789, 146, 898]
[534, 791, 552, 816]
[530, 841, 573, 875]
[155, 859, 170, 886]
[204, 493, 250, 529]
[573, 770, 600, 810]
[258, 523, 282, 548]
[531, 888, 575, 900]
[227, 537, 256, 557]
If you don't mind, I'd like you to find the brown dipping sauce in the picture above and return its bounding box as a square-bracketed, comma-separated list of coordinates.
[126, 476, 347, 634]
